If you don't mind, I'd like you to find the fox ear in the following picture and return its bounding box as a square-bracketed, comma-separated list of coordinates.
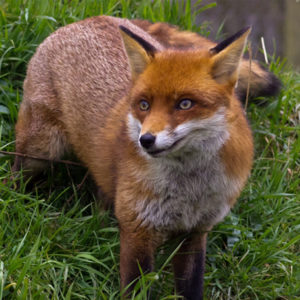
[120, 26, 157, 80]
[210, 27, 251, 86]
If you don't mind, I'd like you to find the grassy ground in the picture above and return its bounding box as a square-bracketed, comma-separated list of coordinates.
[0, 0, 299, 299]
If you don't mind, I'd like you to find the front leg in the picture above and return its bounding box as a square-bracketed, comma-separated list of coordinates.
[119, 226, 158, 297]
[172, 232, 208, 300]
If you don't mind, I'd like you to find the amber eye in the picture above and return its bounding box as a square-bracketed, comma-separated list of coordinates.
[139, 100, 150, 111]
[177, 99, 194, 110]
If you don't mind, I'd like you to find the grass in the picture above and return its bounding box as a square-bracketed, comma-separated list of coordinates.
[0, 0, 299, 299]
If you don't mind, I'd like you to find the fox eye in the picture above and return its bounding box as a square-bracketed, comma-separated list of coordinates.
[139, 100, 150, 111]
[177, 99, 194, 110]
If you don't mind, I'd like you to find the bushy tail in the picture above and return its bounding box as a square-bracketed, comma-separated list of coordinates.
[237, 60, 281, 101]
[131, 19, 281, 102]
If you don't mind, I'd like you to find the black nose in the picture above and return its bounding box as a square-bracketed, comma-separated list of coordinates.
[139, 133, 156, 149]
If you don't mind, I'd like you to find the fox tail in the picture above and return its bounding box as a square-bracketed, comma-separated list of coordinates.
[237, 59, 281, 102]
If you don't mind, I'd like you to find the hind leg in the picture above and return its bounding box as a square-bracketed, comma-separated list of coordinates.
[12, 103, 68, 181]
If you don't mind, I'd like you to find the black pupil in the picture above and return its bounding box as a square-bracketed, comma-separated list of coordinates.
[181, 100, 190, 108]
[141, 101, 148, 109]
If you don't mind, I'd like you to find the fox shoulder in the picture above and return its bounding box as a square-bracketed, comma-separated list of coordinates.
[131, 19, 212, 50]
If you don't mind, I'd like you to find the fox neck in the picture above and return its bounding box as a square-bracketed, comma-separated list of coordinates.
[125, 112, 234, 231]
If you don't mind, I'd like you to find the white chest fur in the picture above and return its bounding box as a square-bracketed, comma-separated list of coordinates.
[127, 108, 243, 232]
[134, 151, 240, 232]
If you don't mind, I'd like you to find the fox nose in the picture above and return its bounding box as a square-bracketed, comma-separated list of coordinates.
[139, 133, 156, 149]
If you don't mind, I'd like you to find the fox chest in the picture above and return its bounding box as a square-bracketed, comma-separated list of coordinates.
[135, 156, 239, 231]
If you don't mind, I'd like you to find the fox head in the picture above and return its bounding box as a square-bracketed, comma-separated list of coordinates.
[120, 25, 251, 158]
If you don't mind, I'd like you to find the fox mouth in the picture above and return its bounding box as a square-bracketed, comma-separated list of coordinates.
[146, 137, 184, 156]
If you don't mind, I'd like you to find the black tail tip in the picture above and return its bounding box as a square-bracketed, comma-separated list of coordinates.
[237, 68, 282, 103]
[262, 72, 282, 98]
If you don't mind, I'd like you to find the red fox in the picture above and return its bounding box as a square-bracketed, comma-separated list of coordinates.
[13, 16, 280, 299]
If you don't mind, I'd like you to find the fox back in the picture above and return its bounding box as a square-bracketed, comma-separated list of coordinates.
[13, 16, 267, 299]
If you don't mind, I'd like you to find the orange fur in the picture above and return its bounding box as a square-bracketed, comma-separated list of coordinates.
[13, 16, 259, 299]
[132, 19, 281, 100]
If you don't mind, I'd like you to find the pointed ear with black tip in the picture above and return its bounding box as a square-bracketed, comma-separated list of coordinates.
[119, 25, 158, 80]
[210, 27, 251, 86]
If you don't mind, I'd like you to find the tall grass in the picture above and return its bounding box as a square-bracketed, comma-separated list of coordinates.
[1, 0, 299, 299]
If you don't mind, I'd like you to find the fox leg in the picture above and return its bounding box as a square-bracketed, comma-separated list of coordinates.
[119, 226, 160, 297]
[172, 232, 208, 300]
[12, 103, 68, 180]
